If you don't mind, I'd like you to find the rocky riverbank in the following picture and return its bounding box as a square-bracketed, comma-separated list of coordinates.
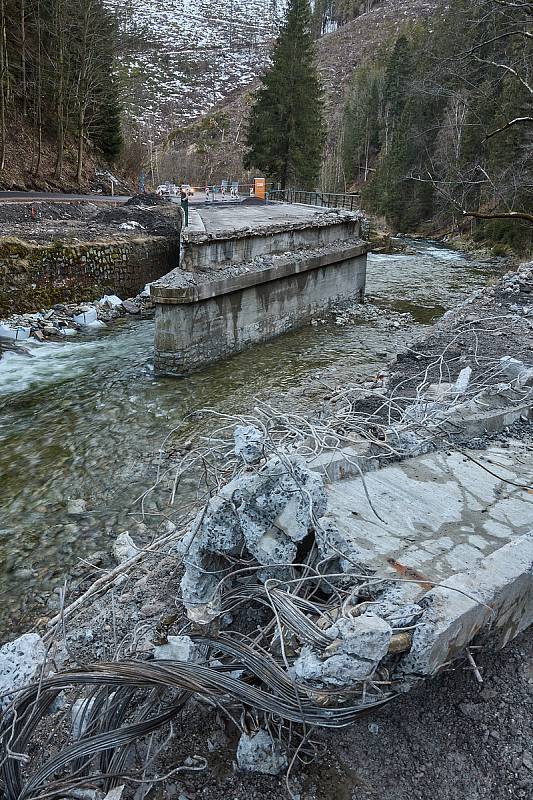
[1, 258, 532, 799]
[0, 287, 153, 357]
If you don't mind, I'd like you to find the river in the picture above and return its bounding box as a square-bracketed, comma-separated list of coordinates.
[0, 241, 502, 638]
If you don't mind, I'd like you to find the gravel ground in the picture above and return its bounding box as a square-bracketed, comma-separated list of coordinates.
[0, 198, 179, 242]
[149, 631, 532, 800]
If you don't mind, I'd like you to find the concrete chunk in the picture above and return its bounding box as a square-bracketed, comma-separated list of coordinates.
[0, 633, 46, 710]
[236, 729, 288, 775]
[326, 614, 392, 661]
[234, 424, 264, 464]
[399, 533, 533, 679]
[153, 635, 200, 662]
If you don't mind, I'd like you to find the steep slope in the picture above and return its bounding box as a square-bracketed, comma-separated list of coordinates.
[108, 0, 282, 132]
[0, 112, 122, 194]
[160, 0, 443, 185]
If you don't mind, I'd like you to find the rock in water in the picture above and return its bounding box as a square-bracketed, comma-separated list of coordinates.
[122, 300, 141, 315]
[236, 729, 288, 775]
[67, 498, 87, 515]
[0, 633, 46, 711]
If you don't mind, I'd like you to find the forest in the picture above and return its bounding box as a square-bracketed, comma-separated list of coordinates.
[341, 0, 533, 249]
[0, 0, 122, 184]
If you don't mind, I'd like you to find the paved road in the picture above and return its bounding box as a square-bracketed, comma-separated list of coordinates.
[0, 191, 130, 203]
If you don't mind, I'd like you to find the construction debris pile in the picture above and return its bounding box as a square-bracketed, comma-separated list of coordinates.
[0, 262, 532, 797]
[0, 422, 424, 798]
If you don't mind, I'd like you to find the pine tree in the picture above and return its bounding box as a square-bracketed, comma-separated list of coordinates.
[244, 0, 325, 188]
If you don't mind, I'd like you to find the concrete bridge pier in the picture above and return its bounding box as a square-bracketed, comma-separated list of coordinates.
[151, 203, 368, 376]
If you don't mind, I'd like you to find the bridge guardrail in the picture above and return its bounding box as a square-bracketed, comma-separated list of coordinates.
[267, 188, 361, 212]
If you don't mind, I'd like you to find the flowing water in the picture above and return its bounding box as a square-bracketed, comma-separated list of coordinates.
[0, 241, 502, 637]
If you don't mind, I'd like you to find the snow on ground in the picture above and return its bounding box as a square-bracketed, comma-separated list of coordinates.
[107, 0, 284, 132]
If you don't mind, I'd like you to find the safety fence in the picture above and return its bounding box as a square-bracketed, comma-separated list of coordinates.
[267, 188, 361, 211]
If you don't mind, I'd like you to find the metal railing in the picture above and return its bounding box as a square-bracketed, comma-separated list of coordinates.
[267, 188, 361, 211]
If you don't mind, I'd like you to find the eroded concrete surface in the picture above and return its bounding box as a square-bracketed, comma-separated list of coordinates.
[196, 202, 334, 236]
[327, 442, 533, 583]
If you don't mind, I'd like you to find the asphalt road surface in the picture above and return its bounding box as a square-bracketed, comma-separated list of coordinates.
[0, 191, 130, 203]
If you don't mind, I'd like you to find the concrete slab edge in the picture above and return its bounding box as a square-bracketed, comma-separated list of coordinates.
[183, 208, 362, 245]
[151, 242, 367, 305]
[307, 395, 533, 484]
[397, 532, 533, 680]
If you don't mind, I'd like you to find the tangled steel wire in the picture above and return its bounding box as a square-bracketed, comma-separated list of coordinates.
[1, 569, 399, 800]
[2, 328, 531, 797]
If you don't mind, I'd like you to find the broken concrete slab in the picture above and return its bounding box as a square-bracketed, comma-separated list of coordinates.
[398, 532, 533, 681]
[326, 442, 533, 584]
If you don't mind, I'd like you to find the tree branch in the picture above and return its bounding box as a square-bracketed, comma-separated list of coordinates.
[463, 209, 533, 224]
[485, 115, 533, 138]
[473, 56, 533, 96]
[493, 0, 533, 14]
[465, 29, 533, 54]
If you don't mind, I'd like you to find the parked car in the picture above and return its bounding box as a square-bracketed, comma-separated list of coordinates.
[156, 183, 179, 196]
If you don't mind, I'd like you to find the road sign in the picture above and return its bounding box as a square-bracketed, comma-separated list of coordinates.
[254, 177, 266, 199]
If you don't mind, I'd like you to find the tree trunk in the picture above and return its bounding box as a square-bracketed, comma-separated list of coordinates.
[76, 107, 85, 184]
[21, 0, 27, 117]
[0, 0, 5, 172]
[463, 209, 533, 224]
[55, 2, 65, 179]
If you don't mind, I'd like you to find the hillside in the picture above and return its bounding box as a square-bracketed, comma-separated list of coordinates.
[160, 0, 442, 186]
[0, 0, 123, 192]
[0, 116, 116, 193]
[108, 0, 282, 132]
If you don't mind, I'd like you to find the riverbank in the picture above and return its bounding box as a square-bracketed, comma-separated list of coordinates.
[0, 195, 181, 315]
[1, 252, 531, 798]
[0, 240, 497, 637]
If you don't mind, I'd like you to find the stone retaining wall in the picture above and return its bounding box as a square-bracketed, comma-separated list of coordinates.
[0, 236, 180, 315]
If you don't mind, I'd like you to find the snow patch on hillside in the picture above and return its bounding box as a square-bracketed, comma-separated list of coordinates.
[107, 0, 284, 132]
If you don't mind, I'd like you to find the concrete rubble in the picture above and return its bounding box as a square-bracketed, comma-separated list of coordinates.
[293, 613, 393, 686]
[178, 426, 371, 621]
[236, 729, 288, 775]
[0, 632, 46, 711]
[153, 634, 200, 662]
[0, 287, 151, 350]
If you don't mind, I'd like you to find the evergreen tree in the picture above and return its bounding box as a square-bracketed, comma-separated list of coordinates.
[244, 0, 325, 188]
[382, 34, 413, 152]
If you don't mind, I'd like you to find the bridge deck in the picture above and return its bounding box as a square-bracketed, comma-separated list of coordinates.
[191, 202, 346, 237]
